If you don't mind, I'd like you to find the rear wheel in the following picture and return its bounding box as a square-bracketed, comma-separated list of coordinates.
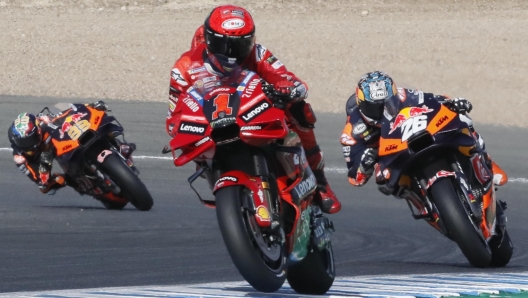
[287, 242, 335, 294]
[215, 186, 286, 293]
[429, 178, 492, 267]
[100, 154, 153, 211]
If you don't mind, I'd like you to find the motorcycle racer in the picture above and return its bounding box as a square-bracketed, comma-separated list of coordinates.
[340, 71, 507, 190]
[7, 101, 110, 194]
[8, 112, 66, 194]
[166, 4, 341, 214]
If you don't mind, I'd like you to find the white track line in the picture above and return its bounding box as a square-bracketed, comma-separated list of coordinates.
[2, 148, 527, 183]
[0, 273, 527, 298]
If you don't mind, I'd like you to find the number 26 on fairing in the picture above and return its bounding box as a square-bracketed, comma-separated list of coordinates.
[401, 115, 427, 142]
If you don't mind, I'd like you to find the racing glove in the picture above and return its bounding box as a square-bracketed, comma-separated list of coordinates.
[88, 100, 109, 111]
[349, 148, 378, 186]
[444, 97, 472, 115]
[274, 80, 307, 102]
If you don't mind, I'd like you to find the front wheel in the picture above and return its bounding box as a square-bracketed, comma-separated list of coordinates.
[100, 154, 153, 211]
[287, 243, 335, 295]
[215, 186, 286, 293]
[429, 178, 492, 267]
[490, 229, 513, 267]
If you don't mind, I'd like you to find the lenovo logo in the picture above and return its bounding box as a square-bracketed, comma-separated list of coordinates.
[240, 101, 270, 123]
[177, 121, 207, 135]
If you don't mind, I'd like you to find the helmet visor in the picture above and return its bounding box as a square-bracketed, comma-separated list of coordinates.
[14, 130, 41, 150]
[206, 33, 255, 62]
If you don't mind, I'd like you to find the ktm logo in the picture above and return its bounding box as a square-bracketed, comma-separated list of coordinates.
[62, 144, 73, 151]
[385, 144, 398, 152]
[436, 115, 449, 127]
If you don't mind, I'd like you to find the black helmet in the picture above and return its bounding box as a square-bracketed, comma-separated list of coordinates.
[9, 113, 41, 153]
[355, 71, 398, 123]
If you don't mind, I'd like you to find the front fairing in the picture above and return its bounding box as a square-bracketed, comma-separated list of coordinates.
[169, 64, 288, 167]
[379, 95, 476, 186]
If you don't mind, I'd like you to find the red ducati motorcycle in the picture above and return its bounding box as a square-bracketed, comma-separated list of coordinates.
[165, 59, 335, 294]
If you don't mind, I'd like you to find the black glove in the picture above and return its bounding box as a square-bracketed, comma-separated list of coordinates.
[445, 97, 472, 114]
[359, 148, 378, 175]
[89, 100, 109, 111]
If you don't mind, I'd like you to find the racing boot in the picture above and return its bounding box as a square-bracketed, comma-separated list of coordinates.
[306, 146, 342, 214]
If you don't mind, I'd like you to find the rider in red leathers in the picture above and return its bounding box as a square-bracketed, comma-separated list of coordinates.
[166, 5, 341, 214]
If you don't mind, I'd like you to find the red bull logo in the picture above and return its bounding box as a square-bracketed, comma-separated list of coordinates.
[59, 112, 87, 139]
[389, 105, 433, 134]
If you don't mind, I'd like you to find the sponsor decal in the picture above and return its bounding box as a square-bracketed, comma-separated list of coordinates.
[188, 89, 204, 104]
[384, 144, 398, 152]
[210, 117, 236, 128]
[216, 176, 238, 184]
[62, 144, 73, 151]
[182, 97, 199, 112]
[389, 105, 434, 134]
[236, 86, 245, 92]
[241, 72, 255, 85]
[221, 18, 245, 29]
[97, 149, 113, 163]
[208, 87, 230, 97]
[59, 112, 88, 139]
[436, 115, 449, 127]
[266, 55, 278, 65]
[202, 76, 217, 83]
[194, 136, 211, 147]
[294, 174, 317, 199]
[240, 125, 263, 131]
[426, 170, 455, 189]
[256, 206, 271, 221]
[353, 123, 367, 135]
[181, 115, 206, 121]
[171, 68, 188, 86]
[257, 189, 264, 202]
[271, 60, 284, 69]
[177, 121, 207, 135]
[168, 100, 176, 112]
[342, 146, 351, 157]
[241, 78, 260, 98]
[240, 100, 271, 123]
[187, 66, 206, 75]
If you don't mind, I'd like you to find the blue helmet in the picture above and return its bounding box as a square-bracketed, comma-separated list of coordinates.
[355, 71, 398, 122]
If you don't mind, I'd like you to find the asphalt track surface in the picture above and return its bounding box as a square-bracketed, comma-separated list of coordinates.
[0, 95, 527, 293]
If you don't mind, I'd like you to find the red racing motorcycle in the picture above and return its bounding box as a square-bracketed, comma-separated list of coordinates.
[165, 58, 335, 294]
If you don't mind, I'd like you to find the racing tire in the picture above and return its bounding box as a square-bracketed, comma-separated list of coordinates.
[489, 229, 513, 267]
[101, 154, 153, 211]
[215, 186, 287, 293]
[100, 199, 128, 210]
[287, 243, 335, 295]
[429, 178, 492, 267]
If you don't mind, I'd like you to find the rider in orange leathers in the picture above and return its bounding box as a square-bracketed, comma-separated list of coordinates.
[166, 5, 341, 214]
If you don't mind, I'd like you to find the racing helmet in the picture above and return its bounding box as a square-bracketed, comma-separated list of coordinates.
[204, 5, 256, 63]
[356, 71, 398, 123]
[9, 113, 42, 154]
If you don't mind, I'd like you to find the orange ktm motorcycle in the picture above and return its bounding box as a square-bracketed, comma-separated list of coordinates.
[164, 58, 335, 294]
[40, 102, 153, 211]
[377, 92, 513, 267]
